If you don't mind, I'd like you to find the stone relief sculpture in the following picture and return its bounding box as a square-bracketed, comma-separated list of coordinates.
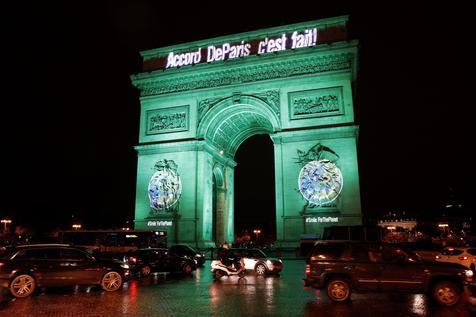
[289, 87, 343, 120]
[147, 106, 188, 135]
[292, 94, 339, 115]
[148, 112, 186, 133]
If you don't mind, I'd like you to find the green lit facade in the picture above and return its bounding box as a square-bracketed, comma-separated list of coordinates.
[131, 16, 362, 247]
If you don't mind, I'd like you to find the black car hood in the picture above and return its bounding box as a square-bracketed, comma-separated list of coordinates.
[97, 257, 125, 265]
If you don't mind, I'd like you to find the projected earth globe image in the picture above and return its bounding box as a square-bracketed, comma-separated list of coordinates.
[298, 159, 343, 205]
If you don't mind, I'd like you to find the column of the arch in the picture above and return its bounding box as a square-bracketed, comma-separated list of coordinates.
[271, 135, 285, 245]
[224, 166, 235, 244]
[196, 149, 215, 248]
[214, 186, 226, 245]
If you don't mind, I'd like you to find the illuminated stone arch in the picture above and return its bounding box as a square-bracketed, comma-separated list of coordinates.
[198, 94, 281, 157]
[132, 16, 363, 248]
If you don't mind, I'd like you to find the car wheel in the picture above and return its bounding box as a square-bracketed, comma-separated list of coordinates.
[255, 263, 267, 276]
[432, 281, 460, 306]
[141, 265, 151, 277]
[327, 278, 351, 302]
[182, 263, 193, 275]
[10, 274, 36, 298]
[101, 271, 123, 292]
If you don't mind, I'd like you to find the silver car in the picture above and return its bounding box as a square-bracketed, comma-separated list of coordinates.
[231, 248, 282, 275]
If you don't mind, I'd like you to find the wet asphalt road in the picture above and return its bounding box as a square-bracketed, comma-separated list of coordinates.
[0, 260, 474, 317]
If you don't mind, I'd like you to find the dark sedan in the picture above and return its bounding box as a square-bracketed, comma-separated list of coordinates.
[124, 248, 196, 276]
[169, 244, 206, 267]
[0, 244, 130, 298]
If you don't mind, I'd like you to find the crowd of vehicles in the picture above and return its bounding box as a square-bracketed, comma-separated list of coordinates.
[2, 227, 476, 311]
[0, 230, 282, 299]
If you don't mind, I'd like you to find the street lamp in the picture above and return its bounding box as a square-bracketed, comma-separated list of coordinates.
[253, 229, 261, 241]
[1, 219, 12, 231]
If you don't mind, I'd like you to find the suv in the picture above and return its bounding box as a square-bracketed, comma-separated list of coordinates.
[0, 244, 129, 298]
[304, 241, 473, 306]
[227, 248, 282, 275]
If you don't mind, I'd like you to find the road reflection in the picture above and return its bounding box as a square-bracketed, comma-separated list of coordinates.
[209, 275, 280, 316]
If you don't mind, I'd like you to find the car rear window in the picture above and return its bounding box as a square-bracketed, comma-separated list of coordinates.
[310, 243, 346, 260]
[61, 248, 92, 261]
[441, 249, 464, 256]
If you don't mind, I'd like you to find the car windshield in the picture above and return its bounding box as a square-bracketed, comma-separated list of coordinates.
[247, 249, 267, 258]
[172, 245, 196, 255]
[401, 248, 422, 262]
[310, 243, 346, 260]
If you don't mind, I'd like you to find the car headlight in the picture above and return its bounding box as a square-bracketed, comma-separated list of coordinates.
[466, 269, 474, 282]
[120, 263, 130, 269]
[266, 260, 272, 265]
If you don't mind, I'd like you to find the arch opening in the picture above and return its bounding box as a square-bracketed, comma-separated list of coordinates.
[234, 134, 276, 245]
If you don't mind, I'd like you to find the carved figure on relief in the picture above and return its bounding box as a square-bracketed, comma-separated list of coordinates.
[293, 94, 339, 115]
[149, 112, 186, 132]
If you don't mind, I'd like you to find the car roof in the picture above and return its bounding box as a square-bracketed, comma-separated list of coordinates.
[12, 244, 72, 249]
[137, 248, 168, 251]
[444, 246, 475, 251]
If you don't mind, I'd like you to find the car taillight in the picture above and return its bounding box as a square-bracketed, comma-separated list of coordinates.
[435, 255, 440, 259]
[305, 264, 311, 276]
[458, 256, 468, 260]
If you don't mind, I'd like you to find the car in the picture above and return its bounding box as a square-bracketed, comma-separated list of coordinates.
[467, 278, 476, 312]
[435, 246, 476, 271]
[303, 240, 473, 306]
[227, 248, 282, 275]
[124, 248, 196, 276]
[169, 244, 206, 267]
[0, 244, 129, 298]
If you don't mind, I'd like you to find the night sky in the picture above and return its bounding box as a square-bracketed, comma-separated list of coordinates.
[1, 2, 473, 234]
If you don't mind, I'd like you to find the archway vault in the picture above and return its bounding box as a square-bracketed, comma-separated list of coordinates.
[197, 95, 281, 157]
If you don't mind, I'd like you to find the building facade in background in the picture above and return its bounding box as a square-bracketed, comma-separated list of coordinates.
[131, 16, 362, 247]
